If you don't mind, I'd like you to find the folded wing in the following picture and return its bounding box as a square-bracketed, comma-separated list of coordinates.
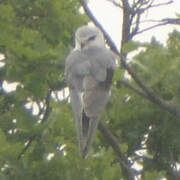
[65, 46, 116, 158]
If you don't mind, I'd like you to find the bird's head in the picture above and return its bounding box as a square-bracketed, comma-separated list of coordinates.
[75, 25, 105, 50]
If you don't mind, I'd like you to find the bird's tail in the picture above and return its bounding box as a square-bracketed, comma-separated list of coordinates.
[80, 114, 99, 158]
[69, 89, 100, 158]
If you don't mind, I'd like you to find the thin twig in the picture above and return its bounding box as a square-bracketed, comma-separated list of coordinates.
[130, 12, 141, 38]
[41, 90, 52, 123]
[106, 0, 122, 8]
[17, 135, 36, 160]
[133, 18, 180, 35]
[118, 80, 148, 99]
[162, 18, 180, 25]
[135, 0, 173, 13]
[148, 0, 173, 8]
[136, 21, 171, 35]
[131, 0, 174, 37]
[135, 19, 165, 24]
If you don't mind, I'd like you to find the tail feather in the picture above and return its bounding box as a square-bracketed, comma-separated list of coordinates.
[80, 115, 99, 158]
[82, 110, 90, 137]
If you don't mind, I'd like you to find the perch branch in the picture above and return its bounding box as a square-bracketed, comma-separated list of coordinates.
[98, 121, 136, 180]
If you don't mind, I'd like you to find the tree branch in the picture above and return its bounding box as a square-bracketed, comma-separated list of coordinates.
[130, 12, 141, 38]
[17, 135, 36, 160]
[121, 0, 132, 43]
[98, 121, 136, 180]
[121, 58, 180, 118]
[41, 90, 52, 123]
[162, 18, 180, 25]
[136, 21, 171, 35]
[147, 0, 173, 8]
[79, 0, 120, 54]
[136, 18, 180, 35]
[117, 80, 148, 99]
[133, 0, 173, 13]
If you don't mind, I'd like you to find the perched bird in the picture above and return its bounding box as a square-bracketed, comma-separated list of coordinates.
[65, 25, 116, 158]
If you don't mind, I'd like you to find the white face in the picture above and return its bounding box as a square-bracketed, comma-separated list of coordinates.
[75, 26, 105, 50]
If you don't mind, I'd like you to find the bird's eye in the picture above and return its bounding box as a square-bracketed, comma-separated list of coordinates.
[88, 35, 96, 41]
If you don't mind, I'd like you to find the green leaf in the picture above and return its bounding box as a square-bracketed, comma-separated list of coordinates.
[122, 40, 146, 53]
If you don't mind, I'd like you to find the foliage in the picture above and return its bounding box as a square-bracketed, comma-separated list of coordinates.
[1, 0, 180, 179]
[111, 31, 180, 179]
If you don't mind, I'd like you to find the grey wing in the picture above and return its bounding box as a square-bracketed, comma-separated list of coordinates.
[83, 46, 116, 82]
[79, 47, 116, 157]
[65, 50, 90, 90]
[82, 46, 116, 116]
[65, 50, 85, 130]
[69, 88, 85, 154]
[65, 50, 91, 157]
